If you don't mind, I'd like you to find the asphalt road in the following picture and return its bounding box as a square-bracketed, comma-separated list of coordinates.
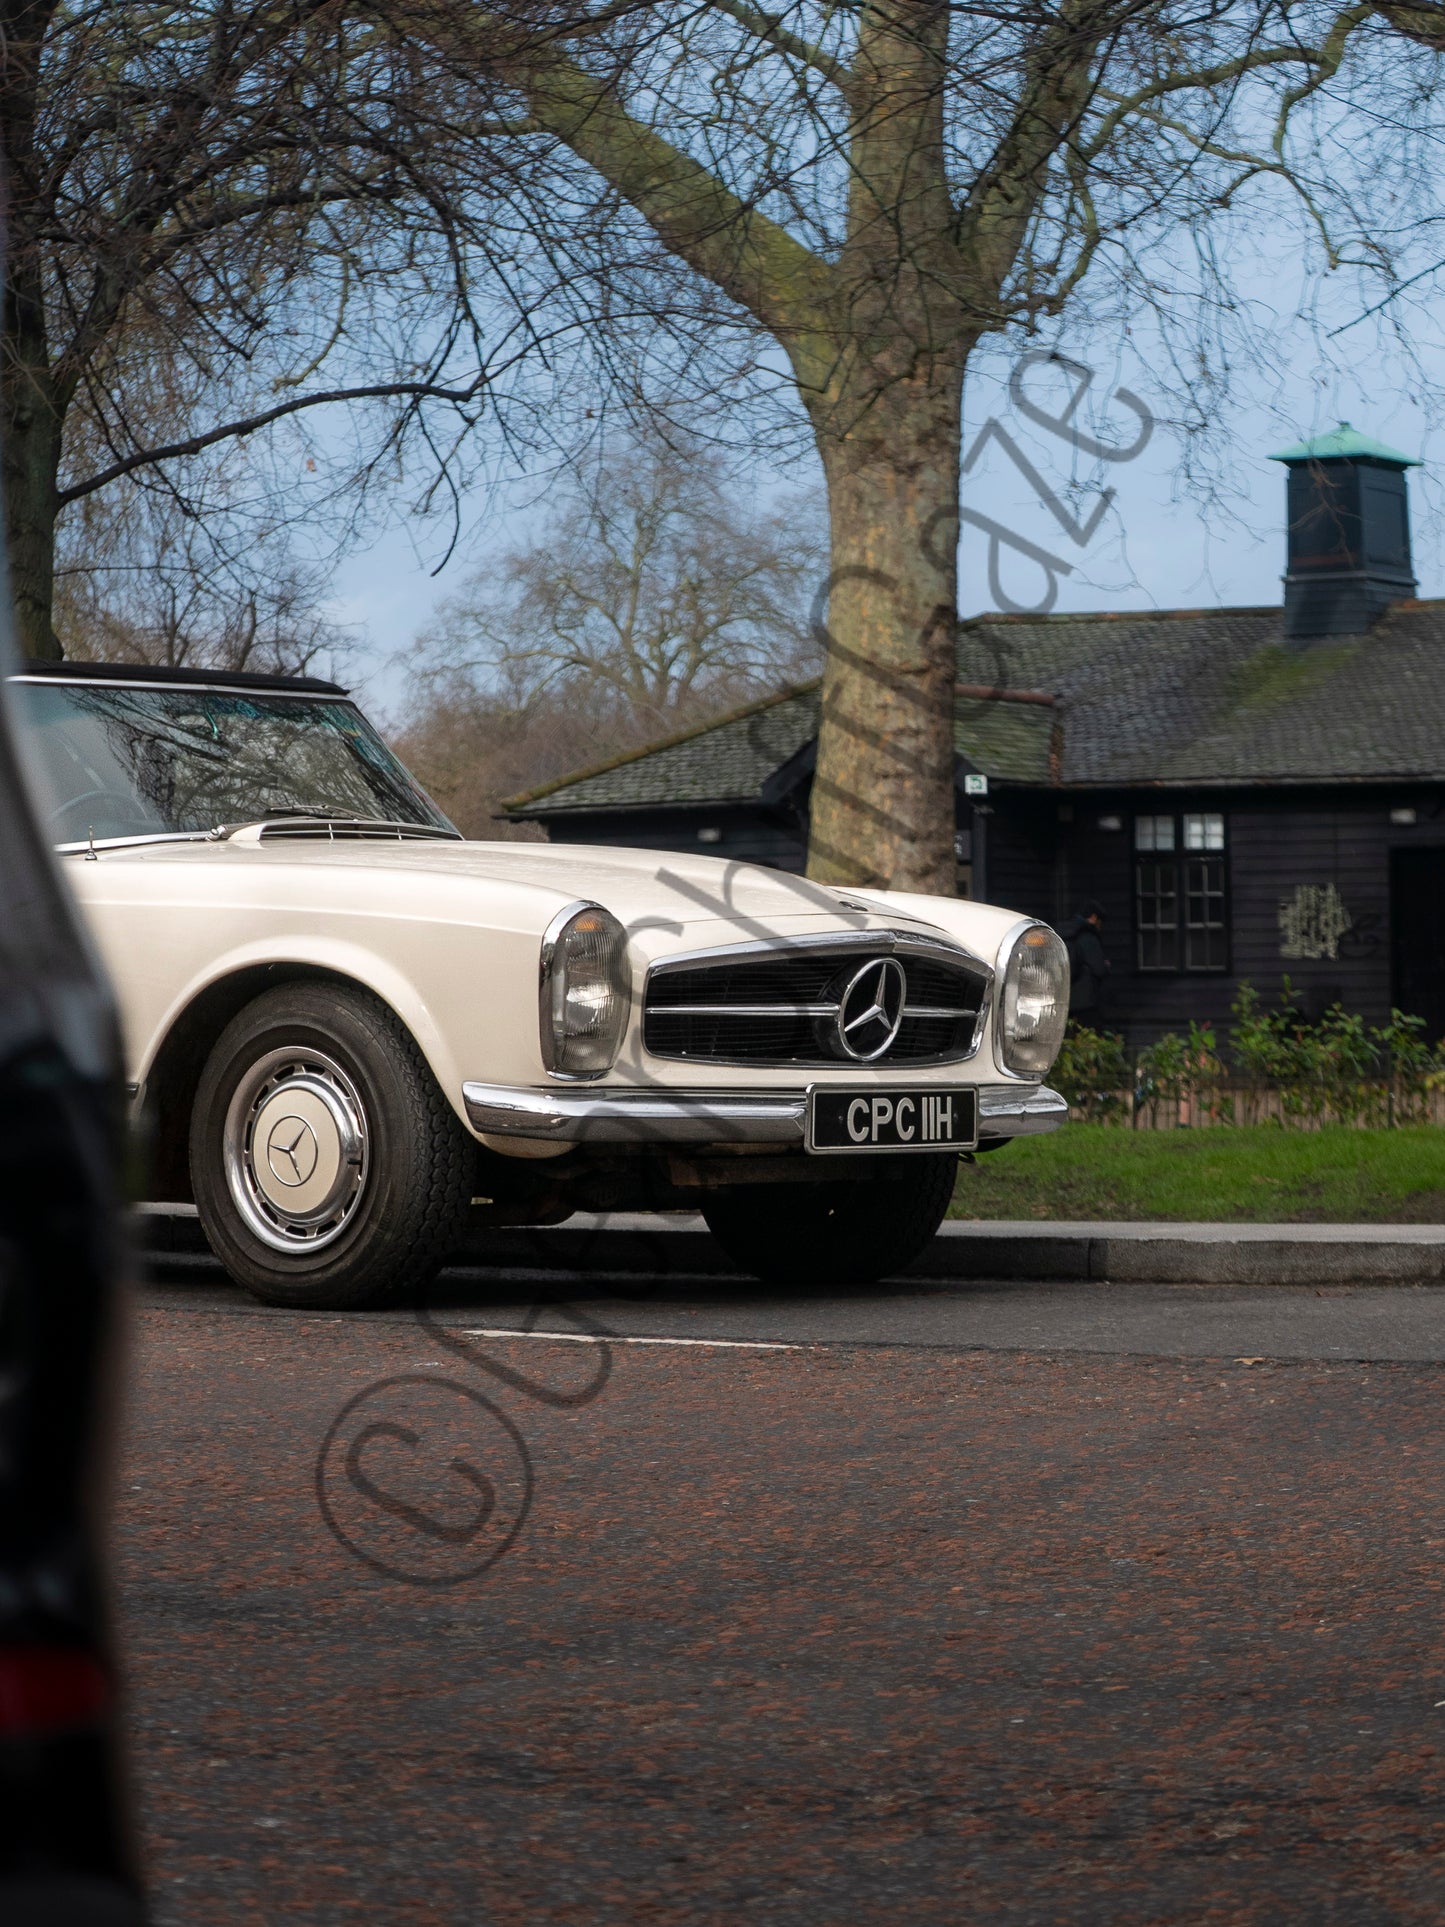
[120, 1253, 1445, 1924]
[138, 1245, 1445, 1360]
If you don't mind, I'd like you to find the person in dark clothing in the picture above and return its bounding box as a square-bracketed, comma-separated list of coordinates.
[1058, 900, 1111, 1019]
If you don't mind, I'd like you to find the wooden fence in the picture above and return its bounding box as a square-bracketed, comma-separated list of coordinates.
[1070, 1083, 1445, 1129]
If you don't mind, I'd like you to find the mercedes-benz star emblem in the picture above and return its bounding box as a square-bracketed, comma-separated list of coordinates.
[835, 956, 907, 1062]
[266, 1115, 320, 1188]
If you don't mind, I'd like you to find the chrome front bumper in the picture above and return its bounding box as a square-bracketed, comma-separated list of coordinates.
[462, 1081, 1068, 1145]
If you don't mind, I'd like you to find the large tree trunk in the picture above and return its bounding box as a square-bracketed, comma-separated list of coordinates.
[1, 258, 62, 661]
[0, 16, 64, 663]
[807, 367, 964, 893]
[800, 1, 966, 895]
[0, 386, 62, 662]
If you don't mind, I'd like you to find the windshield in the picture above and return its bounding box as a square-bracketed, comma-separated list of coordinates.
[10, 680, 455, 844]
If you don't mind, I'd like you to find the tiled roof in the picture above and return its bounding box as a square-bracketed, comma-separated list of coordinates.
[953, 692, 1057, 783]
[502, 685, 821, 814]
[506, 601, 1445, 814]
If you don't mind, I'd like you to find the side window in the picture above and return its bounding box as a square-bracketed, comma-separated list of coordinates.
[1182, 813, 1227, 969]
[1135, 812, 1228, 972]
[1134, 813, 1175, 852]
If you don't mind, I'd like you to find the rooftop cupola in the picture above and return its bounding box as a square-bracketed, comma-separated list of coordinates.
[1269, 422, 1419, 639]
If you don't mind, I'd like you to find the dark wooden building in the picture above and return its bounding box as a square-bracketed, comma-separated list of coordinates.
[505, 427, 1445, 1043]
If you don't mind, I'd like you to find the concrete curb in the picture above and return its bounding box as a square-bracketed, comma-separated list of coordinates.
[932, 1225, 1445, 1287]
[132, 1205, 1445, 1287]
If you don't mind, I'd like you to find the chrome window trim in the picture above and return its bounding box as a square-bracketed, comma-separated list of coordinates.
[9, 674, 344, 699]
[29, 679, 453, 842]
[56, 830, 220, 855]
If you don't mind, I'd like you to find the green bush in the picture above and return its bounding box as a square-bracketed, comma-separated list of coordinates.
[1047, 987, 1445, 1130]
[1052, 1025, 1131, 1122]
[1225, 981, 1443, 1126]
[1135, 1021, 1224, 1125]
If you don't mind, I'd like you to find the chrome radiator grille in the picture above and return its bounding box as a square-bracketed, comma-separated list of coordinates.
[643, 937, 989, 1068]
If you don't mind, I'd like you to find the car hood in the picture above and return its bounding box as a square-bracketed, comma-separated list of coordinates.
[115, 834, 960, 936]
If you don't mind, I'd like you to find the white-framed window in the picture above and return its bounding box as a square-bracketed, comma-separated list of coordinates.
[1134, 812, 1229, 971]
[1134, 813, 1176, 852]
[1183, 812, 1225, 852]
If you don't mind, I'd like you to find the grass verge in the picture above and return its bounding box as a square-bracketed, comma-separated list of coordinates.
[949, 1123, 1445, 1223]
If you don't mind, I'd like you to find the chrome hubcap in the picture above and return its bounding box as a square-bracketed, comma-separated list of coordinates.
[224, 1048, 369, 1252]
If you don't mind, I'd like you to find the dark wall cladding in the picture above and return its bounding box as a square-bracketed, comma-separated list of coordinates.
[998, 786, 1445, 1042]
[537, 785, 1445, 1045]
[542, 806, 808, 873]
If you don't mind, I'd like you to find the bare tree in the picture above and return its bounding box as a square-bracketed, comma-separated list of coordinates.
[0, 0, 580, 664]
[54, 484, 352, 677]
[389, 1, 1441, 891]
[399, 427, 824, 832]
[10, 0, 1436, 888]
[423, 429, 824, 722]
[391, 688, 604, 839]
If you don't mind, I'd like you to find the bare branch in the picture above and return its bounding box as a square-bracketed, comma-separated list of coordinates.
[59, 376, 489, 505]
[957, 9, 1107, 302]
[1081, 45, 1321, 165]
[1273, 6, 1375, 153]
[708, 1, 858, 107]
[1126, 102, 1347, 265]
[1373, 0, 1445, 49]
[407, 7, 837, 354]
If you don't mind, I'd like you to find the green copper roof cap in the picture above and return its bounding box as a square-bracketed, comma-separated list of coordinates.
[1268, 421, 1420, 466]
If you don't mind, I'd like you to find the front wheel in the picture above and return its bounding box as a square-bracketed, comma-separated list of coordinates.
[189, 983, 474, 1309]
[700, 1155, 958, 1287]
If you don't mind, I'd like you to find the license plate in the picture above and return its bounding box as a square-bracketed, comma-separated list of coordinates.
[806, 1086, 979, 1154]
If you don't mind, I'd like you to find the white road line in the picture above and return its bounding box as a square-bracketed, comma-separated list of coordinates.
[459, 1327, 805, 1352]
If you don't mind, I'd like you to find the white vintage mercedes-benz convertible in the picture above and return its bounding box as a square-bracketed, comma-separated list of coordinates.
[11, 659, 1068, 1308]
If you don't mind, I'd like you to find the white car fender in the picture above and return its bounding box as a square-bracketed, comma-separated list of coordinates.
[129, 933, 469, 1122]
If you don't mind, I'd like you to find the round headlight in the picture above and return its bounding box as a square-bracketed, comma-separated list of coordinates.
[539, 903, 630, 1078]
[1000, 923, 1069, 1075]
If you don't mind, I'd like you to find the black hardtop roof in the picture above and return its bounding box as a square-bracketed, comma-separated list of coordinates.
[13, 657, 348, 697]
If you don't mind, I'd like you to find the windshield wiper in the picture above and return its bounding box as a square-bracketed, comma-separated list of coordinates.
[244, 805, 340, 818]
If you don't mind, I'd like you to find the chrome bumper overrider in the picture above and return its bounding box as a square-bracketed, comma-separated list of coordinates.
[461, 1081, 1068, 1145]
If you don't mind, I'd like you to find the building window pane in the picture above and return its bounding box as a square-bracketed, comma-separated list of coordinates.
[1134, 814, 1229, 973]
[1184, 857, 1228, 969]
[1136, 858, 1180, 970]
[1135, 814, 1175, 852]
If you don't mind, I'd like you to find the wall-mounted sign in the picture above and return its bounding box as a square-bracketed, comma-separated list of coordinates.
[1278, 882, 1352, 961]
[964, 773, 989, 796]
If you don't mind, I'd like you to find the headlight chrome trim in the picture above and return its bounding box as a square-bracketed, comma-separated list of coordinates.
[539, 899, 631, 1081]
[997, 919, 1070, 1077]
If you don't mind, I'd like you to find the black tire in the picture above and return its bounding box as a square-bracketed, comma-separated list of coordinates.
[189, 982, 473, 1309]
[700, 1154, 959, 1287]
